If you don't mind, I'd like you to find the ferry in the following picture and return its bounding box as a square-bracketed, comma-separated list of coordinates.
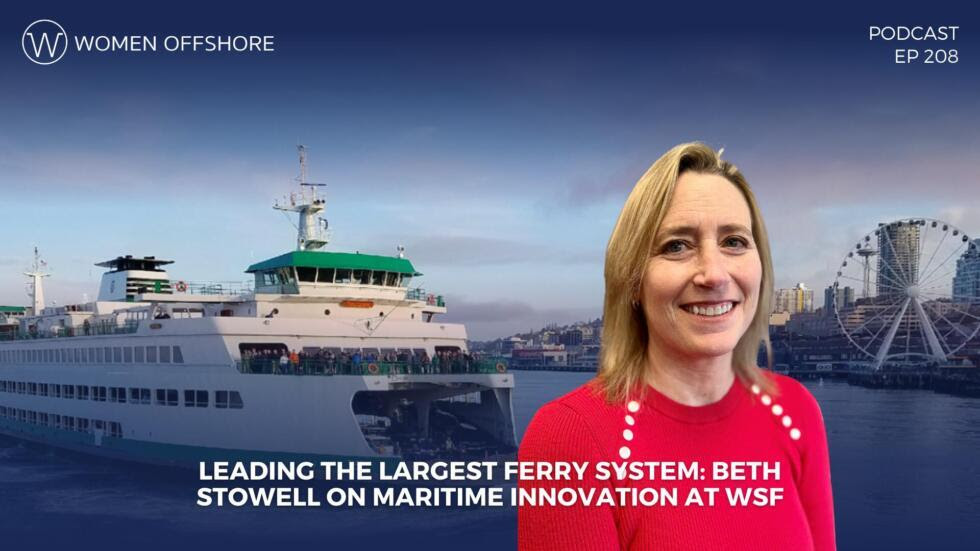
[0, 147, 517, 465]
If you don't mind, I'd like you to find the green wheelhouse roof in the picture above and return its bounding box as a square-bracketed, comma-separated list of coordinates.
[246, 251, 421, 276]
[0, 306, 26, 313]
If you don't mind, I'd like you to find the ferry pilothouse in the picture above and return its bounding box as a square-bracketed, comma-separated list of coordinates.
[0, 147, 517, 465]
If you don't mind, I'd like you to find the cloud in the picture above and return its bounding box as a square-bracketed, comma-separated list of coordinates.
[441, 295, 599, 340]
[391, 234, 602, 267]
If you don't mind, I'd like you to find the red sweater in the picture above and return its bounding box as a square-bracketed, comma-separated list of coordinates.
[518, 373, 835, 551]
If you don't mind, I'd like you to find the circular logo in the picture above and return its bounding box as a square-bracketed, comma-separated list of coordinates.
[22, 19, 68, 65]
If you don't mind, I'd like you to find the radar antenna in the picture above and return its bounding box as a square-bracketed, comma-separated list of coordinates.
[274, 145, 331, 250]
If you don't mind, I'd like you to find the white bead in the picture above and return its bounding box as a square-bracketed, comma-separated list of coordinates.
[750, 384, 761, 395]
[619, 446, 631, 459]
[782, 415, 792, 427]
[622, 429, 634, 441]
[627, 401, 640, 413]
[761, 394, 772, 406]
[772, 404, 783, 416]
[624, 415, 635, 426]
[790, 428, 801, 440]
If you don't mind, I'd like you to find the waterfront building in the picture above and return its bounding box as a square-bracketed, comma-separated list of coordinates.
[877, 221, 920, 298]
[775, 283, 814, 314]
[823, 285, 855, 316]
[953, 238, 980, 301]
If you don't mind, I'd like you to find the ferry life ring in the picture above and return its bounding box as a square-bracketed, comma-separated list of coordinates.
[367, 363, 380, 375]
[174, 281, 188, 293]
[495, 362, 507, 373]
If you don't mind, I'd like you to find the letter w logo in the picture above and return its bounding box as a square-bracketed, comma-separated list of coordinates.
[22, 20, 68, 65]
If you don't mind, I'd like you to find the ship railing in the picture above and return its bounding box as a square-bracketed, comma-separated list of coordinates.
[175, 281, 254, 296]
[235, 357, 508, 376]
[0, 321, 140, 341]
[405, 288, 445, 307]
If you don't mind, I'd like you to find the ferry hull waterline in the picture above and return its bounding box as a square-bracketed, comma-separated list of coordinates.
[0, 147, 517, 466]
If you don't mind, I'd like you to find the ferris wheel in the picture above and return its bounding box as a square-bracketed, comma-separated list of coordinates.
[832, 218, 980, 370]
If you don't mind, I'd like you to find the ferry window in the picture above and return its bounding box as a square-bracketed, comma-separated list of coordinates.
[64, 385, 75, 399]
[92, 386, 106, 402]
[140, 388, 151, 404]
[385, 272, 398, 286]
[39, 383, 48, 396]
[155, 389, 177, 406]
[27, 382, 36, 395]
[147, 346, 157, 363]
[353, 269, 370, 285]
[39, 413, 48, 426]
[104, 347, 112, 363]
[77, 385, 89, 400]
[113, 347, 122, 363]
[172, 346, 184, 364]
[109, 422, 122, 438]
[335, 269, 352, 284]
[217, 390, 244, 409]
[159, 346, 171, 363]
[65, 417, 75, 431]
[73, 349, 80, 362]
[52, 384, 61, 398]
[401, 275, 412, 287]
[97, 347, 104, 363]
[129, 388, 140, 403]
[260, 271, 275, 286]
[110, 387, 126, 403]
[372, 271, 384, 286]
[124, 347, 133, 363]
[184, 389, 209, 407]
[296, 267, 317, 282]
[135, 346, 145, 363]
[277, 268, 296, 284]
[29, 411, 37, 424]
[78, 418, 90, 433]
[94, 420, 104, 430]
[90, 348, 97, 362]
[317, 268, 335, 283]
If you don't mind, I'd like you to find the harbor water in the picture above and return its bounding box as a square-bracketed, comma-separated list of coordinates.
[2, 371, 979, 550]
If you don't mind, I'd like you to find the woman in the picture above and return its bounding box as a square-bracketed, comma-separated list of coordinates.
[518, 143, 835, 550]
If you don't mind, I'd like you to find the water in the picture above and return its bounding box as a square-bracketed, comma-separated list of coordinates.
[1, 372, 978, 550]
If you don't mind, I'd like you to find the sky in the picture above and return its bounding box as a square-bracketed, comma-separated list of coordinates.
[1, 2, 977, 339]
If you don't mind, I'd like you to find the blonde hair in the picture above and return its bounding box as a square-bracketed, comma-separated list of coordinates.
[596, 142, 776, 403]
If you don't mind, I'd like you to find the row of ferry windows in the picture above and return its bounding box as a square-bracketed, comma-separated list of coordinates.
[0, 345, 184, 365]
[0, 406, 123, 437]
[258, 267, 413, 287]
[0, 381, 243, 409]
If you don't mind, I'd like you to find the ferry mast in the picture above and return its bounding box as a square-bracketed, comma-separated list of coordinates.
[23, 247, 50, 315]
[274, 145, 330, 251]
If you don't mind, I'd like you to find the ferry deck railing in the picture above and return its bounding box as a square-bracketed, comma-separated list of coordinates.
[405, 288, 445, 307]
[235, 357, 507, 376]
[0, 321, 140, 341]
